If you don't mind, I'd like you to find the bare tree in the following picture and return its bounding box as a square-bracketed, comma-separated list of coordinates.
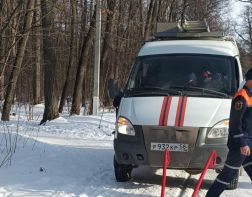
[99, 0, 118, 104]
[235, 6, 252, 51]
[59, 0, 77, 113]
[0, 4, 5, 100]
[0, 0, 231, 117]
[239, 0, 252, 3]
[144, 0, 155, 40]
[0, 1, 23, 101]
[71, 8, 96, 115]
[40, 0, 59, 124]
[2, 0, 35, 121]
[33, 0, 41, 105]
[180, 0, 188, 25]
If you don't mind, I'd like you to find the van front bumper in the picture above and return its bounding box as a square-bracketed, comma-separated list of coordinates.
[114, 126, 228, 169]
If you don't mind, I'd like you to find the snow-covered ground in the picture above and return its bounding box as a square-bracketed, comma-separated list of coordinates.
[0, 104, 251, 197]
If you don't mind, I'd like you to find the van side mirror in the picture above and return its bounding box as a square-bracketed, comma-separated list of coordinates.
[108, 79, 120, 99]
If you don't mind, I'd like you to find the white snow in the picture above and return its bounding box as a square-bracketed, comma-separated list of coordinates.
[0, 105, 251, 197]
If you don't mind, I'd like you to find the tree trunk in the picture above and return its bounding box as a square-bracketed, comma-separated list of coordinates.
[33, 0, 41, 105]
[40, 0, 59, 124]
[59, 0, 77, 113]
[70, 8, 96, 115]
[0, 9, 5, 100]
[150, 0, 159, 33]
[101, 0, 117, 68]
[78, 0, 88, 59]
[144, 0, 155, 40]
[180, 0, 188, 25]
[158, 0, 171, 22]
[100, 0, 118, 104]
[139, 0, 144, 38]
[1, 0, 35, 121]
[168, 0, 176, 22]
[6, 0, 18, 58]
[89, 0, 94, 21]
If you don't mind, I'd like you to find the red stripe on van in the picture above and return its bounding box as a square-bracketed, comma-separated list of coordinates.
[163, 97, 172, 126]
[175, 97, 183, 127]
[180, 97, 188, 127]
[159, 97, 168, 126]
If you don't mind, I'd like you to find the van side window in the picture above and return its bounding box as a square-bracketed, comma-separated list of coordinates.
[233, 59, 239, 93]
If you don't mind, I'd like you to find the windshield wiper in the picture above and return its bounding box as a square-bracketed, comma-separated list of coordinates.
[127, 87, 182, 96]
[169, 86, 230, 98]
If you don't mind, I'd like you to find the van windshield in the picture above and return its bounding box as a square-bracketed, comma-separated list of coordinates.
[126, 54, 238, 97]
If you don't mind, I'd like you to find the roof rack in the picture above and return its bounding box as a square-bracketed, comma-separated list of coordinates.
[153, 20, 225, 40]
[182, 20, 210, 33]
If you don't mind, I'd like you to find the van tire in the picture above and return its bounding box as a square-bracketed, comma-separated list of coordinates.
[227, 171, 239, 190]
[113, 156, 133, 182]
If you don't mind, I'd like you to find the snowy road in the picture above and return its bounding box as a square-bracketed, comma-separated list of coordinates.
[0, 105, 251, 197]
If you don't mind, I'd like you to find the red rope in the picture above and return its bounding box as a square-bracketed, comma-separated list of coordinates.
[161, 149, 170, 197]
[191, 151, 217, 197]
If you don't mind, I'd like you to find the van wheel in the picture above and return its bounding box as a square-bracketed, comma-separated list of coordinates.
[113, 156, 133, 182]
[227, 170, 239, 190]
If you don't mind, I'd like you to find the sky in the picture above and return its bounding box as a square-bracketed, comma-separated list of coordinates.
[232, 1, 242, 15]
[231, 0, 248, 20]
[220, 0, 247, 37]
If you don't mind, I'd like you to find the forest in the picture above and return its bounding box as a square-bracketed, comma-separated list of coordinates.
[0, 0, 252, 123]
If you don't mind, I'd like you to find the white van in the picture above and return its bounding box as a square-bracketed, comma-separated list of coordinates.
[108, 21, 243, 188]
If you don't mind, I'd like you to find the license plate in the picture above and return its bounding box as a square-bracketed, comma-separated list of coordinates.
[151, 142, 189, 152]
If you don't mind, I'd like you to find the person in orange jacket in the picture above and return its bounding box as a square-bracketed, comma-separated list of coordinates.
[206, 68, 252, 197]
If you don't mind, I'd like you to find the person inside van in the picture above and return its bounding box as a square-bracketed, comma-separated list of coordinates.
[186, 72, 198, 87]
[202, 70, 224, 91]
[202, 70, 213, 83]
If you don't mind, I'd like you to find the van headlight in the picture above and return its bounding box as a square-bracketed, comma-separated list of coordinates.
[208, 119, 229, 138]
[116, 117, 135, 136]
